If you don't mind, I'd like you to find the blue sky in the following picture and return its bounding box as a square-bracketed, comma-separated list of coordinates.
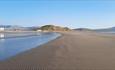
[0, 0, 115, 29]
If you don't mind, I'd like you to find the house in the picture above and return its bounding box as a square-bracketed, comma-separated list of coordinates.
[0, 33, 4, 38]
[37, 29, 42, 32]
[0, 27, 5, 31]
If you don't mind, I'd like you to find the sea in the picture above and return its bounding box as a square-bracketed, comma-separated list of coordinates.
[0, 32, 61, 61]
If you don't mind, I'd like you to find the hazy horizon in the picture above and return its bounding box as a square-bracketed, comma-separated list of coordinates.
[0, 0, 115, 29]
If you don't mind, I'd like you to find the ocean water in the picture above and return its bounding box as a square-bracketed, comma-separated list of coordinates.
[0, 32, 61, 61]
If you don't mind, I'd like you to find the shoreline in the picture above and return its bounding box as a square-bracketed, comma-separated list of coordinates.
[0, 31, 115, 70]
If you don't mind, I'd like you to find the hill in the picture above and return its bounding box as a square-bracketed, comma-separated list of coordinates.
[74, 28, 93, 31]
[40, 25, 71, 31]
[94, 27, 115, 32]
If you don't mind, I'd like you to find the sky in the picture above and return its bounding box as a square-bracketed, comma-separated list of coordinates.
[0, 0, 115, 29]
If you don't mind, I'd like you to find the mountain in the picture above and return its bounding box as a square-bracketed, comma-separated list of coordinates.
[94, 27, 115, 32]
[74, 27, 115, 33]
[0, 25, 40, 31]
[0, 25, 13, 28]
[74, 28, 93, 31]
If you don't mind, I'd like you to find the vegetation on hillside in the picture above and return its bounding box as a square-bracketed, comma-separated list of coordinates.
[40, 25, 71, 31]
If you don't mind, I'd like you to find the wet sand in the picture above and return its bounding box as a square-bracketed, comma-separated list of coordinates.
[0, 31, 115, 70]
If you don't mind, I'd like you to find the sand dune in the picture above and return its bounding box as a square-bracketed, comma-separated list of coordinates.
[0, 31, 115, 70]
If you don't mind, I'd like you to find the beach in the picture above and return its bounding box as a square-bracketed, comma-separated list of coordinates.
[0, 31, 115, 70]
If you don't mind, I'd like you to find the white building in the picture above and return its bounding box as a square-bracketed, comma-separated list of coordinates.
[37, 29, 42, 32]
[0, 27, 5, 31]
[0, 34, 4, 38]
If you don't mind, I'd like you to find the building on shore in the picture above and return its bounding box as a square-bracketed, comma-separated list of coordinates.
[37, 29, 42, 32]
[0, 33, 4, 38]
[0, 27, 5, 31]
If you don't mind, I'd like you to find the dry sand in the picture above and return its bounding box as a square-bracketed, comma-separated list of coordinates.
[0, 31, 115, 70]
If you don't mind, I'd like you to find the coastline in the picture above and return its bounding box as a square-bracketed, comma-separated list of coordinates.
[0, 31, 115, 70]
